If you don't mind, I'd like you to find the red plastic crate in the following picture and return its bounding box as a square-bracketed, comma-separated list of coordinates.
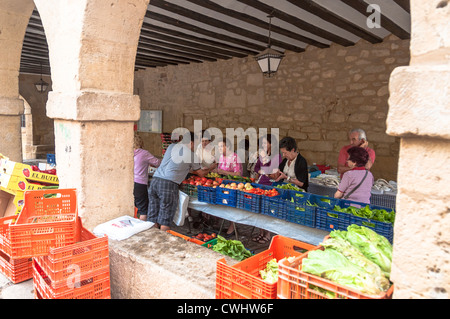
[0, 249, 32, 283]
[215, 235, 317, 299]
[0, 189, 78, 259]
[277, 246, 394, 299]
[33, 221, 109, 284]
[33, 262, 110, 299]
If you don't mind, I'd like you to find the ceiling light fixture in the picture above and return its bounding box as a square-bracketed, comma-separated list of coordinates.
[255, 14, 285, 78]
[34, 62, 49, 93]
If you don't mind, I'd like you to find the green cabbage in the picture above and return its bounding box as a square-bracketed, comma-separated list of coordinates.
[259, 259, 279, 284]
[301, 248, 384, 296]
[320, 236, 390, 291]
[345, 225, 392, 277]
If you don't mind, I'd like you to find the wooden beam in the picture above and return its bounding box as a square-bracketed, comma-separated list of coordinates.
[283, 0, 384, 43]
[341, 0, 410, 40]
[148, 0, 304, 53]
[139, 36, 223, 61]
[392, 0, 410, 13]
[138, 40, 217, 62]
[186, 0, 329, 48]
[236, 0, 356, 47]
[141, 23, 255, 56]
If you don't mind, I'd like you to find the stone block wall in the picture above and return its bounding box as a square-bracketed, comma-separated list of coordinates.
[135, 35, 410, 181]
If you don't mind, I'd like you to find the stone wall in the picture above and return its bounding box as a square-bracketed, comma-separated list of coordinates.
[134, 35, 410, 181]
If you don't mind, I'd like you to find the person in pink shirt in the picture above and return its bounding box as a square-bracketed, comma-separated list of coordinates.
[334, 146, 374, 204]
[337, 128, 375, 178]
[133, 134, 161, 218]
[213, 137, 243, 238]
[215, 138, 243, 176]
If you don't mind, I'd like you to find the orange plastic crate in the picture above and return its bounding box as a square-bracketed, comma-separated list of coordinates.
[0, 249, 32, 284]
[166, 230, 204, 245]
[0, 189, 78, 258]
[277, 246, 394, 299]
[215, 235, 317, 299]
[33, 222, 109, 284]
[33, 262, 111, 299]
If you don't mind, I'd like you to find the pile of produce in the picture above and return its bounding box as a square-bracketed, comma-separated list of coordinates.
[300, 225, 393, 297]
[333, 204, 395, 224]
[181, 175, 221, 187]
[275, 183, 303, 191]
[192, 232, 216, 242]
[260, 257, 296, 284]
[212, 235, 252, 261]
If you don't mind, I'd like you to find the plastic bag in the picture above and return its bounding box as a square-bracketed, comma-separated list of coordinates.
[173, 190, 189, 226]
[93, 215, 154, 241]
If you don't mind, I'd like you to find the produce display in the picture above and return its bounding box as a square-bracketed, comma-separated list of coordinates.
[192, 232, 217, 242]
[275, 183, 303, 191]
[212, 235, 252, 261]
[181, 175, 222, 187]
[301, 225, 393, 297]
[332, 204, 395, 224]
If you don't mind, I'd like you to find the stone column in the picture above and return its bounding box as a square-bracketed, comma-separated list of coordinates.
[0, 98, 24, 161]
[34, 0, 149, 229]
[48, 91, 140, 229]
[387, 0, 450, 298]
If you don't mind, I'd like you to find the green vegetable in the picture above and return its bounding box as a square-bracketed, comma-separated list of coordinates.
[301, 225, 393, 296]
[275, 183, 303, 191]
[333, 205, 395, 224]
[259, 259, 279, 284]
[320, 236, 390, 291]
[212, 235, 252, 261]
[344, 225, 393, 278]
[302, 248, 384, 296]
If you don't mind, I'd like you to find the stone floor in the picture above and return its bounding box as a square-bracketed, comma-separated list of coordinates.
[170, 208, 276, 255]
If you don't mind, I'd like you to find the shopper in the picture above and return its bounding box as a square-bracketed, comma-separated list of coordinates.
[337, 128, 376, 178]
[334, 146, 374, 204]
[254, 134, 282, 186]
[251, 135, 281, 244]
[133, 134, 161, 219]
[275, 136, 309, 192]
[195, 130, 216, 170]
[213, 137, 243, 238]
[214, 137, 243, 177]
[144, 132, 212, 231]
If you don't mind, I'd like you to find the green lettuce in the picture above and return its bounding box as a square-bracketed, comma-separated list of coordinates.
[212, 235, 252, 261]
[320, 236, 390, 291]
[301, 248, 384, 296]
[259, 259, 279, 284]
[345, 225, 392, 277]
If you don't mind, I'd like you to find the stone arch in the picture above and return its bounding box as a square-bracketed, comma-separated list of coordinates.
[32, 0, 149, 228]
[0, 0, 35, 161]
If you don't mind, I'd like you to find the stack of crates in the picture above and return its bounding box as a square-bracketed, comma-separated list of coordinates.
[160, 133, 175, 156]
[0, 188, 110, 299]
[216, 235, 316, 299]
[0, 157, 59, 216]
[33, 218, 110, 299]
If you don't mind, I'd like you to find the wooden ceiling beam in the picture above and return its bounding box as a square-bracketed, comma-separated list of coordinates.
[141, 23, 255, 56]
[138, 36, 225, 61]
[148, 0, 305, 53]
[236, 0, 355, 47]
[341, 0, 410, 40]
[284, 0, 383, 43]
[186, 0, 329, 48]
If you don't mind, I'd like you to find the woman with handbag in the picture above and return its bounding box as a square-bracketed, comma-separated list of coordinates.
[334, 146, 374, 204]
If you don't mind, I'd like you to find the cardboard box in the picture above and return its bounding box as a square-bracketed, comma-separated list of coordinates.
[0, 158, 58, 185]
[0, 173, 46, 192]
[0, 187, 19, 218]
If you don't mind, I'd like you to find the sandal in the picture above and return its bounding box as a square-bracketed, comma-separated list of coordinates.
[252, 235, 264, 242]
[258, 236, 271, 244]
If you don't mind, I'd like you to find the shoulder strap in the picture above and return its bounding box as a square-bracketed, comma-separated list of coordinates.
[343, 170, 368, 199]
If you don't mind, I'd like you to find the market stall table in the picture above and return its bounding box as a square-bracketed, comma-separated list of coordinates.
[188, 198, 329, 246]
